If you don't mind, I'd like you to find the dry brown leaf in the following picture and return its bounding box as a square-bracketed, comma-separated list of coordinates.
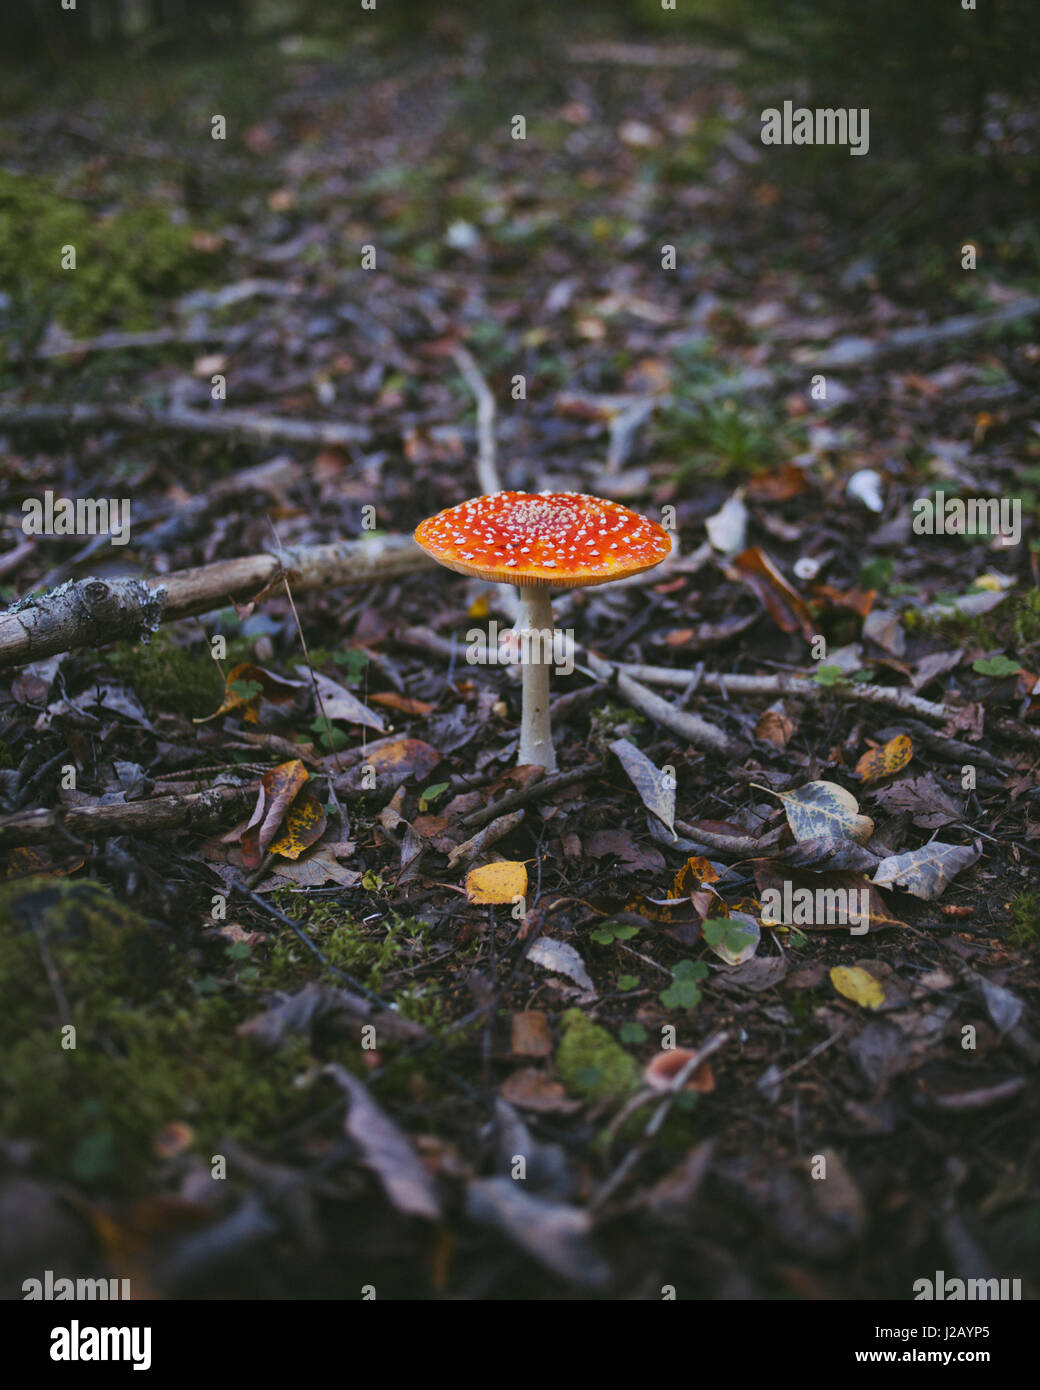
[511, 1011, 553, 1058]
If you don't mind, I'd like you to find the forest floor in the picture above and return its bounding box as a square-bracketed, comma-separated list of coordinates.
[1, 16, 1039, 1300]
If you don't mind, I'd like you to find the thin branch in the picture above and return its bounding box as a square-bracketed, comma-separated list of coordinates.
[0, 782, 257, 847]
[460, 764, 600, 830]
[452, 343, 502, 496]
[0, 401, 372, 448]
[612, 666, 1040, 750]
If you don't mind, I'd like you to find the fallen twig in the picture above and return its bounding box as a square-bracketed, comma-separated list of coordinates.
[460, 764, 600, 830]
[0, 782, 256, 848]
[615, 666, 1040, 750]
[673, 819, 785, 858]
[451, 343, 503, 496]
[0, 401, 372, 447]
[0, 535, 434, 668]
[446, 809, 526, 871]
[584, 650, 740, 757]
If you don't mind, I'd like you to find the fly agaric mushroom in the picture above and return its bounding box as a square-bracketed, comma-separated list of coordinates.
[414, 490, 671, 771]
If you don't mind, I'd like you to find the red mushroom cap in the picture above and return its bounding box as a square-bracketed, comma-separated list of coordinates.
[414, 490, 672, 588]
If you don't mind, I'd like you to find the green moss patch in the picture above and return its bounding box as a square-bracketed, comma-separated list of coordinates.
[104, 632, 224, 720]
[0, 877, 316, 1192]
[0, 168, 220, 339]
[556, 1008, 641, 1105]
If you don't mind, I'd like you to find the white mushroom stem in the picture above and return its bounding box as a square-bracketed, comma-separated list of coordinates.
[515, 586, 557, 771]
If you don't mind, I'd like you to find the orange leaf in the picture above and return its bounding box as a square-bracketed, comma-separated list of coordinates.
[730, 547, 815, 640]
[196, 663, 306, 725]
[7, 846, 84, 879]
[241, 760, 310, 869]
[369, 693, 435, 716]
[855, 734, 913, 783]
[755, 708, 794, 747]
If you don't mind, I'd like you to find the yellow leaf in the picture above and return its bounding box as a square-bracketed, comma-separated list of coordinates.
[830, 965, 885, 1010]
[468, 595, 490, 619]
[267, 788, 327, 860]
[465, 861, 528, 905]
[855, 734, 912, 783]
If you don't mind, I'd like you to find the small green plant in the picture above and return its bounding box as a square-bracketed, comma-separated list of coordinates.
[334, 649, 370, 687]
[589, 702, 646, 746]
[659, 960, 708, 1010]
[703, 917, 757, 956]
[618, 1021, 648, 1045]
[589, 922, 640, 947]
[664, 398, 795, 481]
[309, 716, 350, 752]
[859, 556, 895, 593]
[0, 169, 220, 341]
[972, 655, 1022, 677]
[419, 782, 451, 812]
[812, 664, 848, 686]
[616, 973, 639, 992]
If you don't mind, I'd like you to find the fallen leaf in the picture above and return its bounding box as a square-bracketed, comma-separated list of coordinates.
[6, 846, 84, 879]
[756, 706, 794, 747]
[745, 464, 809, 503]
[197, 663, 306, 724]
[862, 607, 906, 657]
[668, 856, 720, 898]
[831, 965, 886, 1010]
[527, 937, 596, 993]
[978, 977, 1025, 1035]
[705, 488, 748, 556]
[846, 468, 885, 512]
[240, 760, 310, 869]
[610, 737, 676, 837]
[585, 828, 665, 873]
[254, 846, 362, 891]
[335, 738, 443, 794]
[240, 982, 424, 1050]
[328, 1064, 441, 1220]
[369, 692, 435, 716]
[296, 665, 385, 731]
[765, 779, 875, 845]
[730, 547, 815, 640]
[872, 773, 962, 829]
[465, 861, 528, 905]
[266, 787, 326, 860]
[511, 1011, 553, 1057]
[752, 863, 906, 932]
[872, 841, 981, 900]
[465, 1177, 610, 1288]
[855, 734, 913, 783]
[771, 836, 879, 872]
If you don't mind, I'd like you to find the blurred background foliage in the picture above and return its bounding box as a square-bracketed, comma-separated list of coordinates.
[1, 1, 1036, 284]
